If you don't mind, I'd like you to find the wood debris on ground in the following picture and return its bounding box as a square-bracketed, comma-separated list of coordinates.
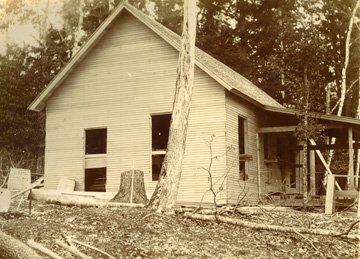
[0, 200, 358, 258]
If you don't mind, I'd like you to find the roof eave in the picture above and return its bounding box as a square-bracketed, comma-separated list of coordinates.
[263, 105, 360, 126]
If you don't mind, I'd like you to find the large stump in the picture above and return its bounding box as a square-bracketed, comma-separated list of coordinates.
[111, 170, 148, 204]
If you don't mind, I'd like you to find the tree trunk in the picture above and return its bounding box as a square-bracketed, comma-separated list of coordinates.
[337, 0, 360, 117]
[0, 230, 41, 259]
[147, 0, 197, 213]
[302, 66, 309, 205]
[72, 0, 85, 55]
[40, 0, 50, 46]
[356, 67, 360, 189]
[328, 0, 360, 168]
[111, 170, 148, 204]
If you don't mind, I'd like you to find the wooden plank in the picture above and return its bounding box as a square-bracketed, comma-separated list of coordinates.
[308, 142, 360, 150]
[85, 157, 107, 169]
[309, 139, 342, 191]
[334, 190, 358, 198]
[325, 174, 335, 214]
[258, 126, 296, 133]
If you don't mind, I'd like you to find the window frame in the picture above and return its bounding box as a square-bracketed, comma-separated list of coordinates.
[84, 127, 107, 156]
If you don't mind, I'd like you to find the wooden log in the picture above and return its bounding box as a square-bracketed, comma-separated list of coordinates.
[46, 198, 145, 208]
[0, 230, 41, 259]
[111, 170, 148, 204]
[27, 239, 63, 259]
[184, 212, 360, 240]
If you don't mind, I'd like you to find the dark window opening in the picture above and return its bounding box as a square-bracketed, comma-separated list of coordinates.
[151, 114, 171, 181]
[152, 154, 165, 181]
[238, 116, 246, 181]
[85, 167, 106, 192]
[85, 128, 107, 155]
[152, 114, 171, 151]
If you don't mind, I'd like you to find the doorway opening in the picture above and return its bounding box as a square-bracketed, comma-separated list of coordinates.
[84, 128, 107, 191]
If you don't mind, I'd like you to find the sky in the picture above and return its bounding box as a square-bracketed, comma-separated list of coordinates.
[0, 0, 64, 54]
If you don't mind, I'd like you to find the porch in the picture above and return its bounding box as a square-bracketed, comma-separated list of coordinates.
[257, 107, 360, 209]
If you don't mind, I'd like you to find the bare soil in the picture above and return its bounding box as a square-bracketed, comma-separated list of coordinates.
[0, 199, 358, 258]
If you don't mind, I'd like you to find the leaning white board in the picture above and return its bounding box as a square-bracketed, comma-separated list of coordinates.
[0, 189, 10, 212]
[8, 168, 31, 191]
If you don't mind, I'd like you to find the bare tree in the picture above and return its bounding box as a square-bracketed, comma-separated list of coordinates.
[147, 0, 197, 213]
[72, 0, 85, 55]
[327, 0, 360, 183]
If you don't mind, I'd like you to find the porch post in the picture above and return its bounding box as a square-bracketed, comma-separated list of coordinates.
[309, 150, 316, 196]
[256, 133, 262, 200]
[348, 127, 355, 190]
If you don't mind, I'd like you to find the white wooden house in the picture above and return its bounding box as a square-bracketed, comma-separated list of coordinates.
[29, 2, 360, 205]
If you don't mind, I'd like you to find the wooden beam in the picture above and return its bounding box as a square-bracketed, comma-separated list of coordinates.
[309, 150, 316, 196]
[308, 142, 360, 150]
[348, 127, 355, 189]
[258, 124, 348, 134]
[309, 139, 342, 191]
[258, 126, 296, 133]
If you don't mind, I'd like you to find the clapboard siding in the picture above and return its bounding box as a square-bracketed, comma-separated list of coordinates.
[44, 11, 226, 204]
[225, 92, 262, 204]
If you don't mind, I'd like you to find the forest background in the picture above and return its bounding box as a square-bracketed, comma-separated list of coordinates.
[0, 0, 359, 175]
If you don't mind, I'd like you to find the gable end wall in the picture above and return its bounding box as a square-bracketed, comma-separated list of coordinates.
[44, 11, 227, 204]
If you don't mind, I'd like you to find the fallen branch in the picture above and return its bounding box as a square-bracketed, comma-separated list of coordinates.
[183, 212, 360, 240]
[27, 239, 63, 259]
[294, 231, 326, 259]
[56, 236, 91, 259]
[176, 206, 294, 215]
[335, 220, 360, 237]
[71, 238, 116, 259]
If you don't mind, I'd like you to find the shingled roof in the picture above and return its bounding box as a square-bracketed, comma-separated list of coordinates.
[29, 2, 282, 112]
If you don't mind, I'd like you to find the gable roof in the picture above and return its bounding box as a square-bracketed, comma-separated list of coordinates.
[29, 2, 282, 112]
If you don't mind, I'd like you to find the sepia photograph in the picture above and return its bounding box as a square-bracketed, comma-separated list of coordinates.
[0, 0, 360, 258]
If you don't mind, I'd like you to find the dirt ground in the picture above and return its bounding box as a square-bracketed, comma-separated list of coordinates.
[0, 199, 358, 259]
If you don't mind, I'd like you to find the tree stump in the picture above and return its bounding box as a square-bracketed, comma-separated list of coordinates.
[111, 170, 148, 204]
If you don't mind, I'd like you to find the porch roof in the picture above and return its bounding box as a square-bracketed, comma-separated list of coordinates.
[263, 106, 360, 126]
[259, 106, 360, 141]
